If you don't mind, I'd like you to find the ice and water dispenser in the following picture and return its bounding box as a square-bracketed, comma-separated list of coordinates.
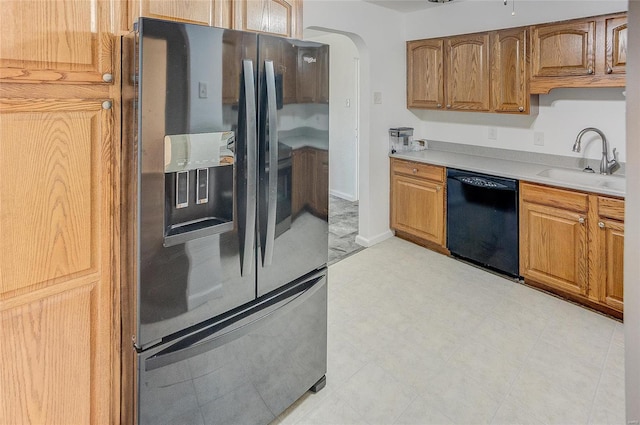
[163, 131, 236, 246]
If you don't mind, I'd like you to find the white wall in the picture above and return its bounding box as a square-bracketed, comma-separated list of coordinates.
[304, 0, 416, 244]
[305, 32, 360, 201]
[625, 2, 639, 422]
[412, 88, 627, 161]
[404, 0, 628, 162]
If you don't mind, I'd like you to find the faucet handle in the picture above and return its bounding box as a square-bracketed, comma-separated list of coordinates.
[612, 148, 617, 160]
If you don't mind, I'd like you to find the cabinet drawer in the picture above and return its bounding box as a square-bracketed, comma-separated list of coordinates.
[598, 196, 625, 221]
[521, 182, 588, 212]
[391, 159, 444, 182]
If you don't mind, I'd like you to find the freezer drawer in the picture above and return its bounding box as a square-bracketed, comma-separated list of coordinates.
[137, 272, 328, 425]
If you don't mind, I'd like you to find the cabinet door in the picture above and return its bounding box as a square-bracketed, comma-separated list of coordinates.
[446, 34, 490, 111]
[317, 45, 330, 104]
[0, 0, 116, 84]
[520, 201, 588, 296]
[606, 16, 627, 76]
[297, 47, 319, 103]
[0, 99, 116, 424]
[313, 149, 329, 217]
[598, 218, 624, 312]
[291, 148, 307, 216]
[491, 28, 528, 113]
[234, 0, 301, 38]
[391, 174, 444, 246]
[282, 41, 298, 104]
[531, 20, 596, 77]
[406, 39, 444, 109]
[132, 0, 213, 26]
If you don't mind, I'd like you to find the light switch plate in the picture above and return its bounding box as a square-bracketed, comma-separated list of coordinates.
[373, 92, 382, 104]
[199, 82, 208, 98]
[488, 127, 498, 140]
[534, 132, 545, 146]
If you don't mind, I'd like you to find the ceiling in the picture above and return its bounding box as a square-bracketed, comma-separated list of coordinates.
[361, 0, 460, 13]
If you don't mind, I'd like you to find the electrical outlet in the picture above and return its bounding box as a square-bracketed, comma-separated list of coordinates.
[346, 98, 351, 108]
[373, 92, 382, 104]
[488, 127, 498, 140]
[534, 132, 545, 146]
[199, 82, 208, 99]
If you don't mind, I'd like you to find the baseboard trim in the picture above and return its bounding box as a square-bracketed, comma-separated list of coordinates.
[355, 230, 393, 247]
[329, 189, 358, 202]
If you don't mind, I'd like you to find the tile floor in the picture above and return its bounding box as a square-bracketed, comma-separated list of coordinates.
[329, 195, 363, 264]
[273, 237, 626, 425]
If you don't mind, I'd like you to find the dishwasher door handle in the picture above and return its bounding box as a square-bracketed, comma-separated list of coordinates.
[452, 175, 513, 190]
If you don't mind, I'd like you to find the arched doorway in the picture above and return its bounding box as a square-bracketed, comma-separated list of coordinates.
[304, 28, 363, 263]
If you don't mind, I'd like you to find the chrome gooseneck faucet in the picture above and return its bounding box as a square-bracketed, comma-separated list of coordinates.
[572, 127, 619, 175]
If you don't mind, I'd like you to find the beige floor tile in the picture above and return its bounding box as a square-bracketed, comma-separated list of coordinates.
[469, 315, 539, 363]
[393, 396, 455, 425]
[506, 367, 593, 424]
[447, 339, 522, 401]
[421, 367, 503, 424]
[294, 392, 369, 425]
[336, 362, 415, 424]
[490, 398, 546, 425]
[275, 237, 626, 425]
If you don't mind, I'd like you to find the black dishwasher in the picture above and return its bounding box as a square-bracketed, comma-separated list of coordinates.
[446, 168, 519, 277]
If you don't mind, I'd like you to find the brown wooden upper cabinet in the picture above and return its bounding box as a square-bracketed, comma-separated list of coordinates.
[531, 20, 596, 78]
[446, 34, 490, 111]
[606, 15, 627, 76]
[297, 45, 329, 103]
[530, 12, 626, 93]
[234, 0, 302, 39]
[406, 39, 445, 109]
[0, 0, 120, 84]
[129, 0, 232, 28]
[407, 29, 531, 114]
[491, 28, 531, 113]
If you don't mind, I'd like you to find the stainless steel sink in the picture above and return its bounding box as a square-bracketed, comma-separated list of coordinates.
[536, 168, 625, 193]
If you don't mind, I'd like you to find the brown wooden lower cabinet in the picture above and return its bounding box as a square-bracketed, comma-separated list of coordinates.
[0, 98, 119, 423]
[390, 158, 445, 248]
[591, 196, 625, 313]
[291, 146, 328, 218]
[520, 182, 624, 316]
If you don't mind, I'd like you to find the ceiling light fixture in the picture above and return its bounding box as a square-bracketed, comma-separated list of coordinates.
[428, 0, 453, 3]
[504, 0, 516, 15]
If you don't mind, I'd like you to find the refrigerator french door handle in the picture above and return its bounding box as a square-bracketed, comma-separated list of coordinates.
[263, 60, 278, 267]
[144, 273, 326, 371]
[242, 59, 257, 277]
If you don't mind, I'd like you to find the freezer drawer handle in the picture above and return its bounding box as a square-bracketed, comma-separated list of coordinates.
[263, 60, 278, 267]
[242, 59, 257, 276]
[144, 273, 326, 371]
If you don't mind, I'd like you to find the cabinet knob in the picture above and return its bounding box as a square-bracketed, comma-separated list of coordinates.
[102, 100, 112, 110]
[437, 103, 442, 108]
[587, 68, 594, 75]
[518, 106, 524, 112]
[598, 221, 605, 229]
[412, 168, 418, 174]
[436, 185, 442, 191]
[606, 66, 613, 74]
[578, 217, 585, 224]
[102, 73, 113, 83]
[446, 104, 451, 109]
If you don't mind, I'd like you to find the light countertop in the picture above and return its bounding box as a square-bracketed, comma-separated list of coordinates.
[391, 149, 625, 198]
[280, 136, 328, 151]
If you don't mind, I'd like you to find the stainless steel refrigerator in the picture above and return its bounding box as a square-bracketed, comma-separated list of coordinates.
[122, 18, 329, 425]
